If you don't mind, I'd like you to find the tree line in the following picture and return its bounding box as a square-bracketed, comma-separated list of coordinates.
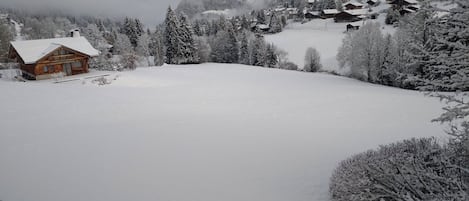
[337, 2, 469, 92]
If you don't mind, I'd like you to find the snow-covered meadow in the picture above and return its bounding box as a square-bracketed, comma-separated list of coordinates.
[0, 64, 445, 201]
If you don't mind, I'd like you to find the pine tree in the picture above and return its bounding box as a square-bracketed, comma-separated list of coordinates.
[164, 7, 181, 64]
[269, 13, 283, 34]
[0, 20, 14, 61]
[265, 43, 278, 68]
[150, 29, 165, 66]
[210, 23, 239, 63]
[417, 2, 469, 91]
[250, 35, 267, 67]
[113, 33, 133, 55]
[136, 33, 151, 66]
[239, 32, 250, 65]
[178, 13, 200, 64]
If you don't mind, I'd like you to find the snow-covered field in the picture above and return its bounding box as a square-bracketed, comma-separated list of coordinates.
[0, 64, 445, 201]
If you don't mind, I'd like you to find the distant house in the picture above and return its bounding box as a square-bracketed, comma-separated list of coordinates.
[321, 9, 340, 18]
[388, 0, 418, 8]
[8, 30, 99, 80]
[343, 1, 365, 10]
[334, 9, 369, 22]
[305, 11, 322, 19]
[366, 0, 379, 6]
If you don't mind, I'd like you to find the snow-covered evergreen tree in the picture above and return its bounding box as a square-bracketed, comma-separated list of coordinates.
[268, 13, 283, 34]
[250, 35, 267, 67]
[239, 32, 250, 65]
[178, 13, 200, 64]
[195, 36, 211, 63]
[113, 33, 133, 55]
[150, 29, 165, 66]
[164, 7, 181, 64]
[136, 33, 151, 66]
[265, 43, 278, 68]
[210, 22, 239, 63]
[417, 2, 469, 91]
[82, 24, 108, 51]
[0, 20, 14, 61]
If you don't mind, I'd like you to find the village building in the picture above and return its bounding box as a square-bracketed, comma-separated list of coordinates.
[305, 11, 322, 19]
[321, 9, 340, 18]
[8, 30, 99, 80]
[366, 0, 379, 6]
[388, 0, 418, 9]
[342, 1, 365, 10]
[334, 9, 369, 22]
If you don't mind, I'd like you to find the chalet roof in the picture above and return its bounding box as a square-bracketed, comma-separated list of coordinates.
[322, 9, 340, 14]
[343, 1, 365, 7]
[345, 8, 370, 16]
[10, 36, 99, 64]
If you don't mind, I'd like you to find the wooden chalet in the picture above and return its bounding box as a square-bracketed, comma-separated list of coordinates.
[388, 0, 418, 9]
[334, 9, 369, 22]
[343, 1, 365, 10]
[305, 11, 322, 19]
[8, 30, 99, 80]
[321, 9, 340, 18]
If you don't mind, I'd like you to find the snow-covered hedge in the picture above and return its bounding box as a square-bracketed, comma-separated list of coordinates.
[329, 138, 468, 201]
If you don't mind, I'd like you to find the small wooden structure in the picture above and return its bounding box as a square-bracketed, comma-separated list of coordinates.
[343, 1, 365, 10]
[321, 9, 340, 18]
[334, 9, 369, 22]
[305, 11, 322, 19]
[8, 31, 99, 80]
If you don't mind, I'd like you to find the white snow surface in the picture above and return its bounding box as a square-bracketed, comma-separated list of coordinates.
[10, 36, 99, 64]
[0, 63, 445, 201]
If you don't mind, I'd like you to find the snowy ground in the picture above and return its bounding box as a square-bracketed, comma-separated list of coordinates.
[265, 4, 393, 73]
[0, 64, 445, 201]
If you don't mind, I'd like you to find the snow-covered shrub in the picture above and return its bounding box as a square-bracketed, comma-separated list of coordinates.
[280, 62, 298, 71]
[120, 53, 138, 70]
[330, 138, 468, 201]
[92, 76, 112, 86]
[432, 93, 469, 187]
[304, 47, 322, 72]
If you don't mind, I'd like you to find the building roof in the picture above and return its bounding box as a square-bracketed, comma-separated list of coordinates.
[343, 1, 365, 7]
[10, 36, 100, 64]
[345, 8, 370, 16]
[323, 9, 340, 14]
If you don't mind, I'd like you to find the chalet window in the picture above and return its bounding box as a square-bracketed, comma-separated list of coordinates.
[43, 66, 55, 73]
[72, 62, 82, 68]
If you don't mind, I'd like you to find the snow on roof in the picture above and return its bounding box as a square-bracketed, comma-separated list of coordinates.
[257, 24, 270, 30]
[322, 9, 340, 14]
[345, 8, 370, 16]
[10, 36, 100, 64]
[308, 0, 316, 3]
[343, 1, 365, 7]
[306, 11, 321, 15]
[404, 0, 418, 4]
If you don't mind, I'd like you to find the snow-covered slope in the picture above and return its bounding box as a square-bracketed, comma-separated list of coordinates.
[0, 63, 445, 201]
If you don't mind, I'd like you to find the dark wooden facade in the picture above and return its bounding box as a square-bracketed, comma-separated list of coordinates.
[334, 12, 361, 22]
[344, 4, 363, 10]
[9, 46, 90, 80]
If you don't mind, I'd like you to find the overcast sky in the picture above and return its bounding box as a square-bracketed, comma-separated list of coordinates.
[0, 0, 181, 26]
